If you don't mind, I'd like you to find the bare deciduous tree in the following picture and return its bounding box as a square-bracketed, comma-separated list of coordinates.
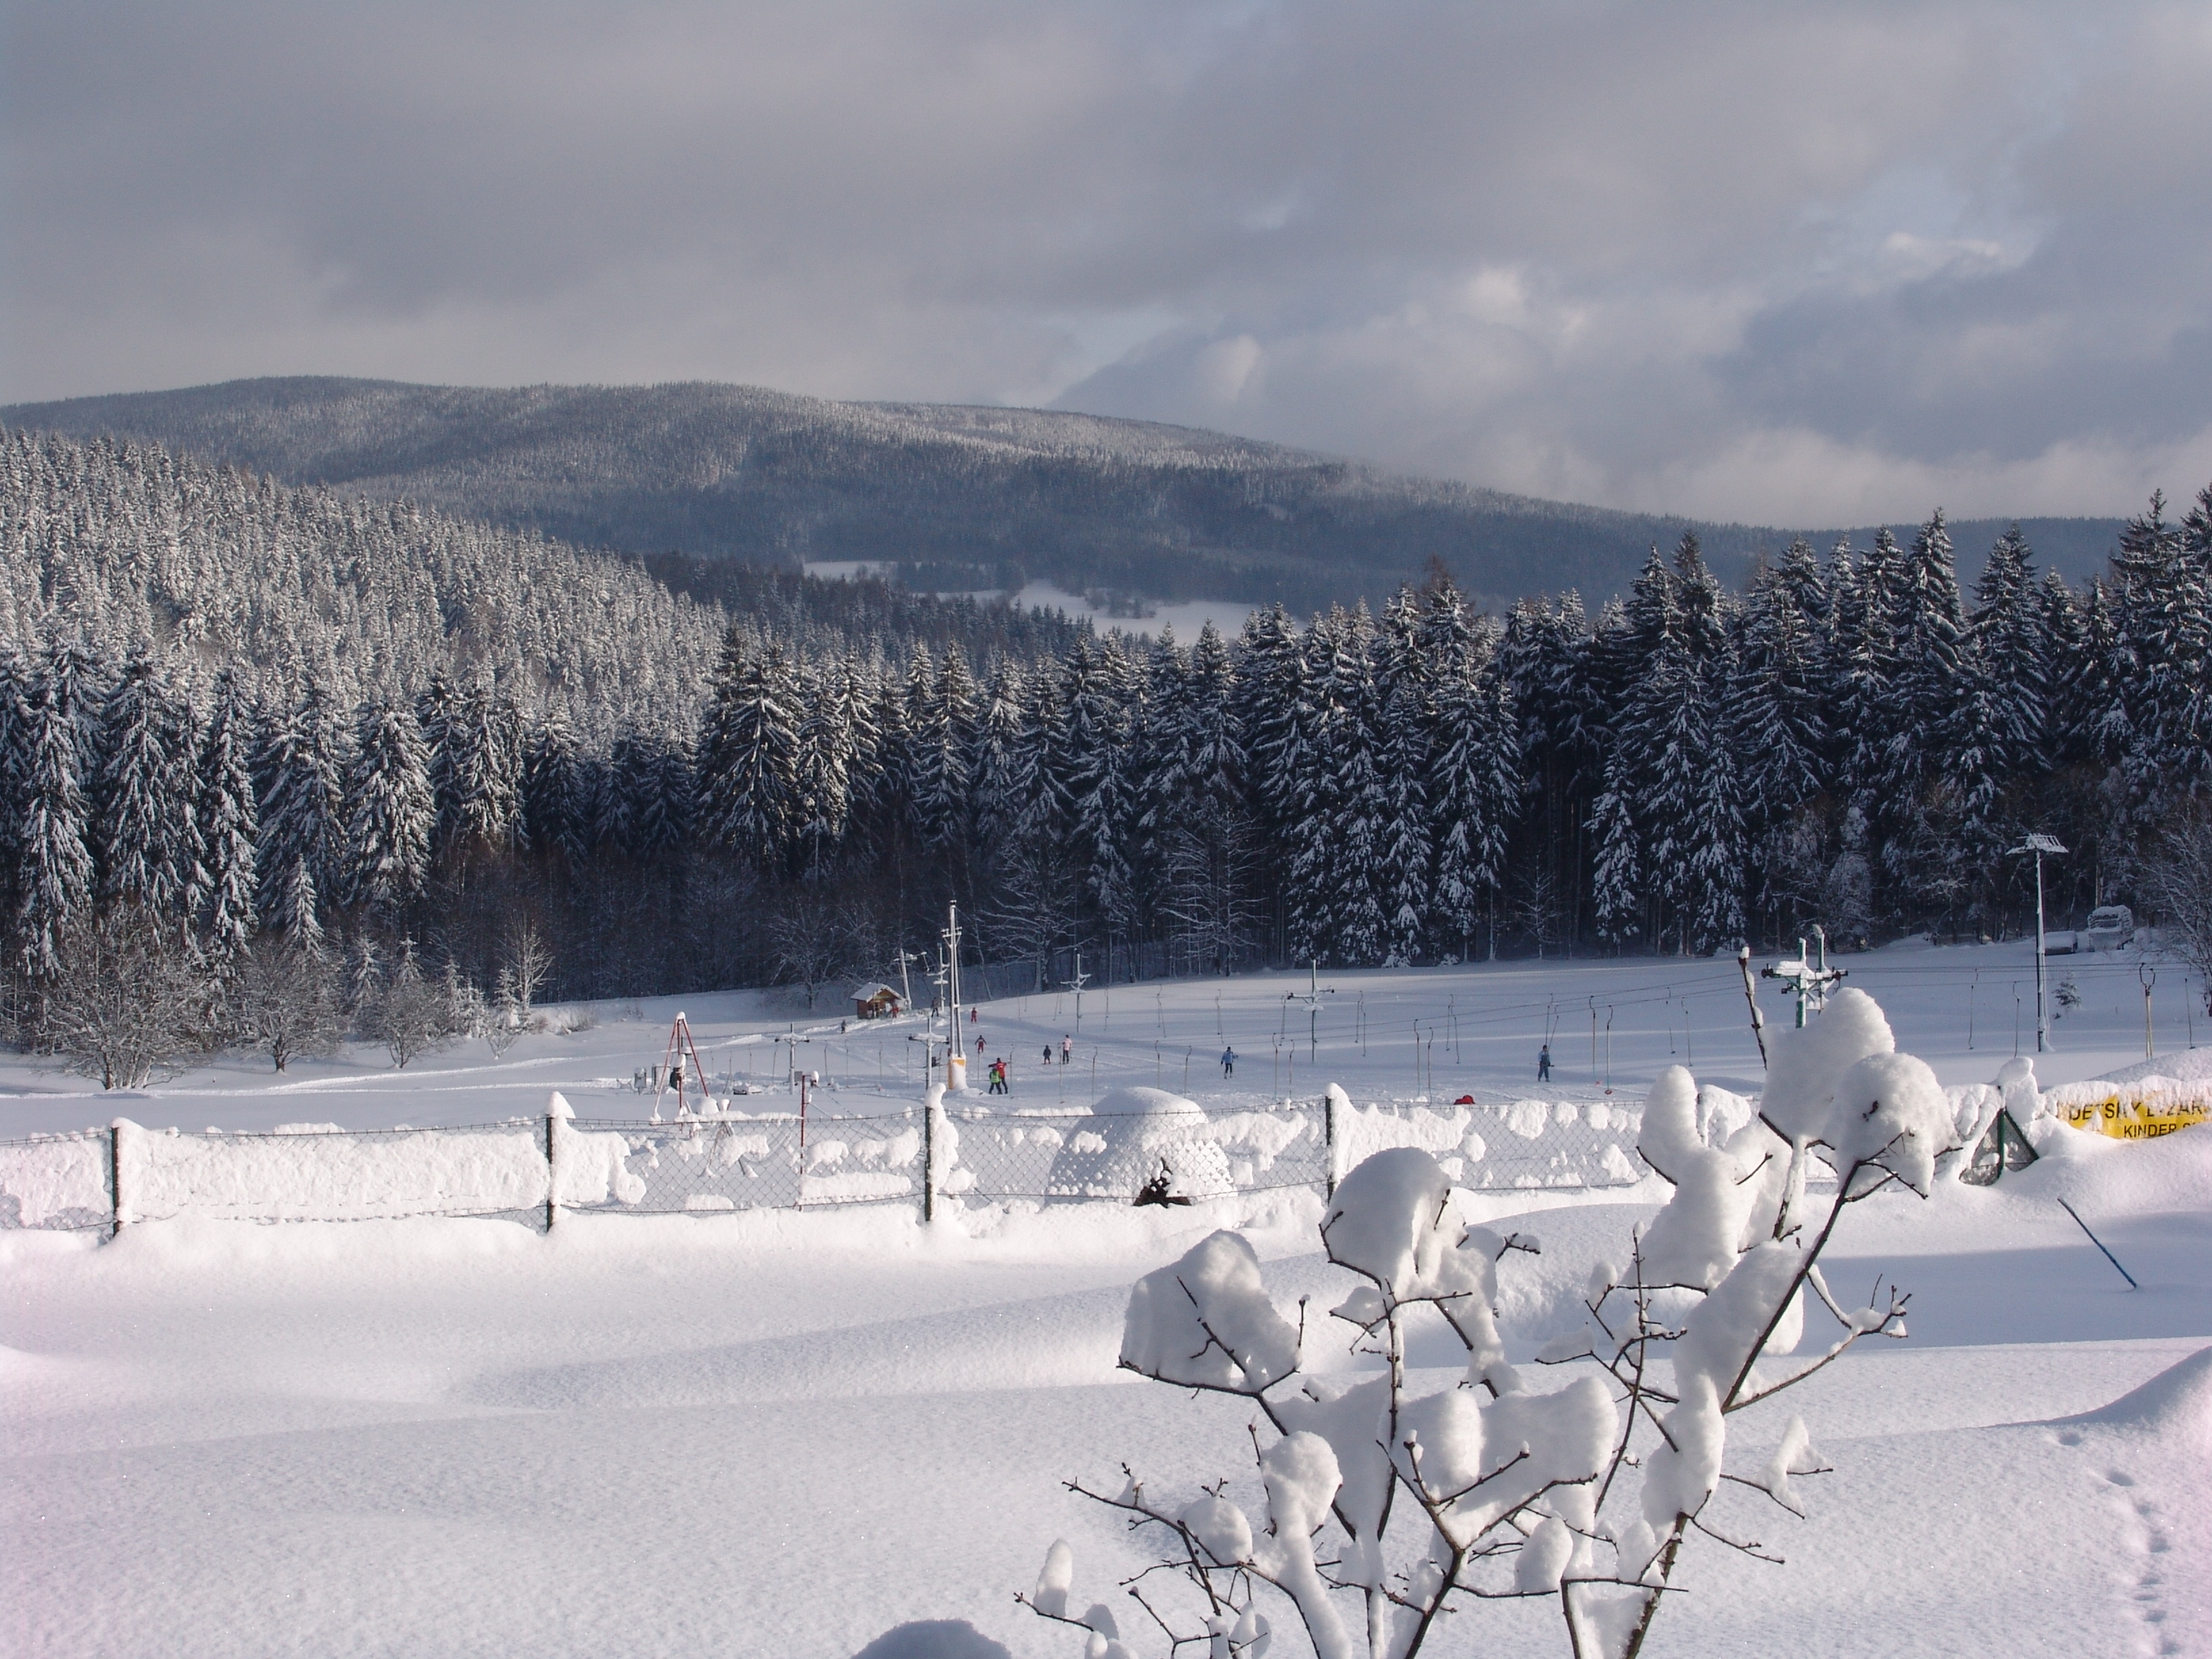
[1024, 991, 1958, 1659]
[40, 903, 213, 1089]
[500, 918, 553, 1014]
[2143, 808, 2212, 1013]
[765, 882, 862, 1010]
[230, 934, 342, 1072]
[365, 940, 453, 1068]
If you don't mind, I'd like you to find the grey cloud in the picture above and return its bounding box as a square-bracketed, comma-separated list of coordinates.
[3, 1, 2208, 521]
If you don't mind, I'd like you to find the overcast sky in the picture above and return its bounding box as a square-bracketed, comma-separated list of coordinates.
[4, 2, 2209, 524]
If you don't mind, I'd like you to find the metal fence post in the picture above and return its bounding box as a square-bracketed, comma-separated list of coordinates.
[1323, 1089, 1337, 1200]
[109, 1120, 125, 1238]
[923, 1091, 940, 1224]
[544, 1109, 559, 1234]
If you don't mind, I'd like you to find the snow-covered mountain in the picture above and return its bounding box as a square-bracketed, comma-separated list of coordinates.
[4, 376, 2122, 616]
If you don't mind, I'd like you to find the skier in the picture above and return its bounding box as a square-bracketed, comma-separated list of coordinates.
[1537, 1043, 1551, 1081]
[975, 1033, 987, 1057]
[1042, 1043, 1054, 1066]
[1061, 1034, 1073, 1065]
[969, 1006, 978, 1023]
[1220, 1046, 1236, 1079]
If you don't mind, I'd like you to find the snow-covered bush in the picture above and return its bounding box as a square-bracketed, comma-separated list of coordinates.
[1022, 986, 1959, 1659]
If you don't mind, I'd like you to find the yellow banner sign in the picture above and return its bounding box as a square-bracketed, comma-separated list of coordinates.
[2054, 1091, 2209, 1141]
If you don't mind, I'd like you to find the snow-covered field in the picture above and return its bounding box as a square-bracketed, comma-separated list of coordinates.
[5, 941, 2209, 1657]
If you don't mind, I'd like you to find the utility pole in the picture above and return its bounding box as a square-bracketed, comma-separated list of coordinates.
[2008, 834, 2067, 1054]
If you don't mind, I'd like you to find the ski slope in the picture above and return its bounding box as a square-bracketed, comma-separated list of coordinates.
[0, 934, 2201, 1138]
[4, 942, 2209, 1658]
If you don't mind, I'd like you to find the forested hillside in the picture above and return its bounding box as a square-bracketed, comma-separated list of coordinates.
[6, 414, 2205, 1018]
[0, 376, 1830, 614]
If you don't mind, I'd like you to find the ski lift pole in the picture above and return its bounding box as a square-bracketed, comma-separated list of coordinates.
[2057, 1197, 2139, 1290]
[1736, 946, 1768, 1068]
[2141, 963, 2157, 1058]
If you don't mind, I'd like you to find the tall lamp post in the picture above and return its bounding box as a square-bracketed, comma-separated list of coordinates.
[2008, 834, 2067, 1054]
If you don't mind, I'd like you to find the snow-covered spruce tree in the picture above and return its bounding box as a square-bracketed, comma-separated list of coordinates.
[1878, 512, 1970, 921]
[911, 642, 980, 852]
[194, 669, 260, 966]
[434, 676, 523, 866]
[94, 651, 204, 923]
[12, 656, 96, 979]
[696, 627, 801, 877]
[1500, 594, 1601, 959]
[1025, 989, 1958, 1659]
[969, 657, 1033, 870]
[1330, 612, 1390, 967]
[253, 678, 347, 948]
[1373, 593, 1433, 965]
[791, 659, 858, 877]
[1425, 593, 1519, 964]
[1237, 602, 1310, 919]
[2109, 488, 2212, 823]
[0, 649, 28, 924]
[1620, 627, 1745, 955]
[1060, 634, 1140, 963]
[518, 707, 590, 868]
[342, 696, 435, 916]
[979, 668, 1071, 985]
[1732, 544, 1830, 938]
[1968, 526, 2048, 785]
[1140, 624, 1260, 976]
[1586, 748, 1642, 951]
[1825, 533, 1894, 824]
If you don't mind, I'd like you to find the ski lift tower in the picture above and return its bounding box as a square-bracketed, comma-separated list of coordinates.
[1761, 936, 1847, 1028]
[653, 1011, 715, 1121]
[2008, 834, 2067, 1054]
[1062, 950, 1091, 1027]
[1284, 958, 1336, 1062]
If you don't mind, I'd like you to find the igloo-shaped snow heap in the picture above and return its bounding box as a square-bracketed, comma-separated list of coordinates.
[1044, 1086, 1235, 1202]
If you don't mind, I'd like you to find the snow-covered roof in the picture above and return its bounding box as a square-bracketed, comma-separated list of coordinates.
[851, 983, 902, 1002]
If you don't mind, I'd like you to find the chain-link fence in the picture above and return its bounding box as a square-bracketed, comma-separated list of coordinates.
[0, 1129, 111, 1231]
[940, 1099, 1328, 1204]
[564, 1113, 923, 1214]
[1324, 1095, 1649, 1192]
[0, 1092, 1656, 1235]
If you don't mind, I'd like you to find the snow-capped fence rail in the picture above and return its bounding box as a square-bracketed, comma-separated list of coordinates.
[0, 1090, 1649, 1236]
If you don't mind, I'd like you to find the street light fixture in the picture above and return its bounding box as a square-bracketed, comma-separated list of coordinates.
[2007, 834, 2067, 1054]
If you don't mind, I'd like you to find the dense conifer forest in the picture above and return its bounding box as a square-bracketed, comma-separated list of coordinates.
[4, 425, 2208, 1025]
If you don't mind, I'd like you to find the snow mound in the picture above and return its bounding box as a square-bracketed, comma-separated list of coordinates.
[2052, 1345, 2212, 1448]
[1044, 1086, 1233, 1200]
[2093, 1049, 2212, 1088]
